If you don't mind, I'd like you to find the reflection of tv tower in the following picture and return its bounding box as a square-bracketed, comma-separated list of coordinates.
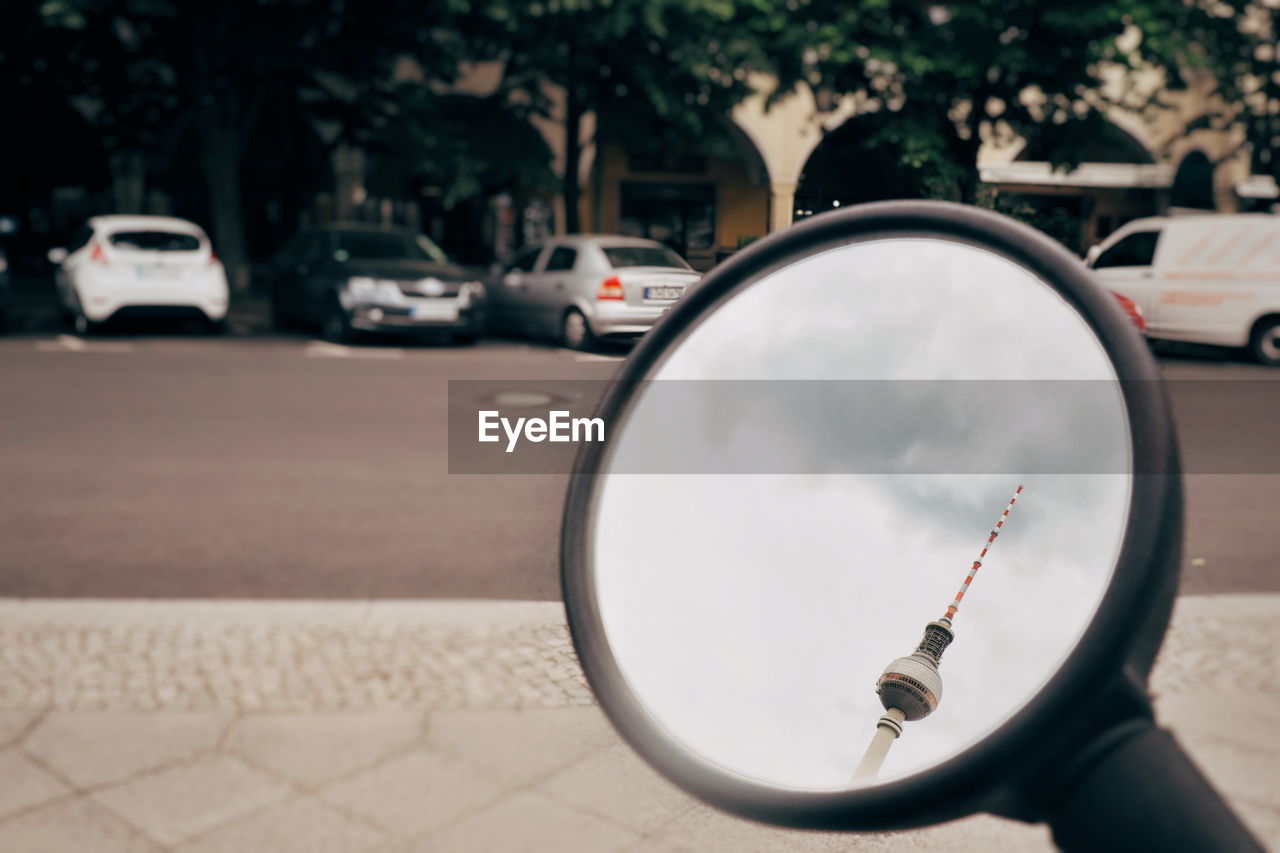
[853, 485, 1023, 783]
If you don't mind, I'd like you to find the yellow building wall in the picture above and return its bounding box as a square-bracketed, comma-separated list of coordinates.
[584, 142, 769, 269]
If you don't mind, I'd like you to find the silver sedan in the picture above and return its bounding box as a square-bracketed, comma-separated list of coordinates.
[490, 235, 700, 349]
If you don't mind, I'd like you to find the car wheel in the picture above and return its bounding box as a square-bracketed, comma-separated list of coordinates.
[452, 331, 479, 346]
[321, 298, 352, 344]
[73, 312, 99, 336]
[270, 287, 294, 331]
[1250, 317, 1280, 366]
[562, 308, 595, 351]
[205, 317, 227, 335]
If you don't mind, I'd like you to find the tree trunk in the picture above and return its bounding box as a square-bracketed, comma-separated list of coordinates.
[200, 123, 251, 294]
[953, 92, 991, 205]
[110, 151, 147, 214]
[954, 132, 984, 205]
[562, 84, 582, 234]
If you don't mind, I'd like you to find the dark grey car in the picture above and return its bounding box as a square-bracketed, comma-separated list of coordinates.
[270, 225, 487, 344]
[0, 244, 9, 332]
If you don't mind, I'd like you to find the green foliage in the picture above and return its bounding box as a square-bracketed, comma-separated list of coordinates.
[784, 0, 1245, 201]
[1167, 2, 1280, 179]
[6, 0, 1268, 263]
[14, 0, 467, 155]
[978, 189, 1083, 252]
[371, 90, 557, 208]
[463, 0, 776, 225]
[2, 0, 473, 275]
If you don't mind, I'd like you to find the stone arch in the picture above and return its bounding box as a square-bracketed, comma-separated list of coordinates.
[724, 113, 777, 187]
[721, 117, 772, 190]
[728, 80, 857, 230]
[1103, 113, 1161, 163]
[1171, 149, 1215, 210]
[589, 115, 773, 265]
[1013, 118, 1157, 165]
[0, 85, 112, 246]
[791, 112, 939, 220]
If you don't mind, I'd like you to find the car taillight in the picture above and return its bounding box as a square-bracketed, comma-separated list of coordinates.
[1111, 292, 1146, 333]
[89, 242, 108, 265]
[208, 250, 218, 266]
[597, 276, 624, 300]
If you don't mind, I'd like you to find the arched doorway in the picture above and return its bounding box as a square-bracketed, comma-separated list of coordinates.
[589, 119, 771, 270]
[792, 117, 933, 220]
[1171, 150, 1215, 211]
[0, 84, 112, 269]
[362, 94, 557, 264]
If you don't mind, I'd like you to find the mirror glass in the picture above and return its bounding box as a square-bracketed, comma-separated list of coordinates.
[589, 238, 1132, 791]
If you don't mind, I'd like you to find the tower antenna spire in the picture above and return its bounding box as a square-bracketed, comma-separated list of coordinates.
[853, 484, 1025, 783]
[943, 484, 1023, 622]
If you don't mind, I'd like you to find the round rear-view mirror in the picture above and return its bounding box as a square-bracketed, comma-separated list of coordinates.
[560, 202, 1260, 851]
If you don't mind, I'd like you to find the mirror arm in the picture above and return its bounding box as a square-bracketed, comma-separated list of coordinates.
[989, 672, 1258, 849]
[1045, 718, 1262, 852]
[982, 671, 1151, 822]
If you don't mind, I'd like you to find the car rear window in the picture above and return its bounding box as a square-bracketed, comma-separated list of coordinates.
[334, 231, 446, 263]
[108, 231, 202, 252]
[602, 246, 689, 270]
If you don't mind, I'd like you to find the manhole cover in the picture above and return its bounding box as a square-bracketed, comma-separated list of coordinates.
[489, 391, 556, 407]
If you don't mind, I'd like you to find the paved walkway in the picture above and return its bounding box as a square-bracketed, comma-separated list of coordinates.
[0, 595, 1275, 852]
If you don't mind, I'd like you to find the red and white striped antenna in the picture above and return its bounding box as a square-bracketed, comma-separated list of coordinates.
[943, 485, 1023, 622]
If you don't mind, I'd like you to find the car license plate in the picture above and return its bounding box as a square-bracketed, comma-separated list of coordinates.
[410, 303, 459, 322]
[644, 286, 684, 300]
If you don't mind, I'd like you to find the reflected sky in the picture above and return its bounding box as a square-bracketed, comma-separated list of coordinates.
[590, 239, 1132, 790]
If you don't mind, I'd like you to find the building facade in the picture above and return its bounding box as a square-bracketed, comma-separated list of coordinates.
[320, 60, 1275, 266]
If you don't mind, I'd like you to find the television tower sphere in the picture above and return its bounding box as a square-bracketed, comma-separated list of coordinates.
[875, 655, 944, 721]
[874, 619, 954, 721]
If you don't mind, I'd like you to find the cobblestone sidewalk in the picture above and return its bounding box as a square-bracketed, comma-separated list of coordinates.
[0, 595, 1276, 852]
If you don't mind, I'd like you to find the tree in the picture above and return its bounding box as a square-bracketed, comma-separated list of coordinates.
[15, 0, 467, 291]
[1141, 1, 1279, 188]
[370, 90, 558, 211]
[789, 0, 1233, 203]
[467, 0, 777, 232]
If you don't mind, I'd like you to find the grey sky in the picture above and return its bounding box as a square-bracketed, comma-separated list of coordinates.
[590, 239, 1133, 790]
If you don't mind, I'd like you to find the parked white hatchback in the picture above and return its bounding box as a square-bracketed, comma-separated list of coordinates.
[49, 215, 230, 334]
[1087, 214, 1280, 365]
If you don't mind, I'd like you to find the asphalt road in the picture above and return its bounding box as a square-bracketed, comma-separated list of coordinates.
[0, 331, 1276, 599]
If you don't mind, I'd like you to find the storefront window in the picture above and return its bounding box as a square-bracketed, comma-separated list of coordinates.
[618, 183, 715, 259]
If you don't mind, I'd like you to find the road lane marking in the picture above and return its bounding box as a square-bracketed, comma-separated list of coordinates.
[35, 335, 136, 353]
[55, 334, 86, 351]
[305, 341, 404, 360]
[306, 341, 350, 358]
[573, 353, 624, 362]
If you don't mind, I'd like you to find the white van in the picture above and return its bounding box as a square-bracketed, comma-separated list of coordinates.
[1086, 214, 1280, 365]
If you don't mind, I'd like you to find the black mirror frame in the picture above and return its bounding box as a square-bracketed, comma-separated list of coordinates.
[560, 200, 1182, 831]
